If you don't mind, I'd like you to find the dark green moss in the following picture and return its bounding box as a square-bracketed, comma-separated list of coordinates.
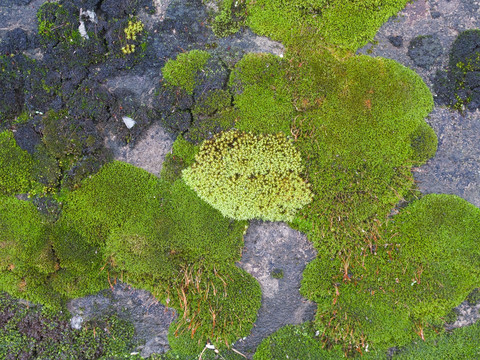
[0, 293, 137, 359]
[393, 321, 480, 359]
[301, 194, 480, 353]
[37, 2, 82, 46]
[253, 323, 344, 360]
[211, 0, 246, 38]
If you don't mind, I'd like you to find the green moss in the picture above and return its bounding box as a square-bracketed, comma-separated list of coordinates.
[291, 55, 434, 254]
[270, 268, 284, 279]
[183, 130, 312, 221]
[167, 264, 261, 355]
[162, 50, 211, 94]
[60, 161, 162, 245]
[0, 131, 35, 195]
[409, 121, 438, 165]
[300, 194, 480, 353]
[229, 53, 294, 134]
[0, 293, 137, 359]
[254, 323, 344, 360]
[394, 321, 480, 359]
[211, 0, 246, 38]
[0, 196, 59, 306]
[245, 0, 409, 50]
[37, 3, 82, 46]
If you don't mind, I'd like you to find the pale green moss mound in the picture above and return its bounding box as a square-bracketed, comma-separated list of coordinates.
[183, 130, 312, 221]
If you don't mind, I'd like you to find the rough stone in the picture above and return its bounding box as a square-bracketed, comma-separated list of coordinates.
[233, 221, 317, 357]
[388, 35, 403, 47]
[407, 34, 443, 69]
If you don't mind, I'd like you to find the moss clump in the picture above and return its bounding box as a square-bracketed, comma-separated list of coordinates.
[394, 321, 480, 359]
[0, 196, 60, 306]
[0, 293, 137, 359]
[0, 131, 35, 195]
[290, 54, 434, 253]
[229, 53, 294, 135]
[301, 194, 480, 353]
[245, 0, 409, 50]
[409, 121, 438, 165]
[37, 2, 82, 46]
[162, 50, 212, 95]
[211, 0, 246, 38]
[60, 161, 162, 244]
[254, 323, 343, 360]
[121, 19, 145, 55]
[183, 130, 312, 221]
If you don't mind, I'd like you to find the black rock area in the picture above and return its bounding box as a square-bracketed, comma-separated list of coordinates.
[388, 35, 403, 48]
[434, 29, 480, 111]
[407, 34, 443, 69]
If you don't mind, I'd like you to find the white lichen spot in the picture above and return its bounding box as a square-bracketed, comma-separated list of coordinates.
[122, 116, 136, 129]
[70, 315, 83, 330]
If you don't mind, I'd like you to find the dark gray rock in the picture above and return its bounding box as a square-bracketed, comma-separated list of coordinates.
[407, 35, 443, 69]
[13, 125, 41, 155]
[233, 221, 317, 357]
[388, 35, 403, 48]
[68, 282, 177, 358]
[465, 71, 480, 89]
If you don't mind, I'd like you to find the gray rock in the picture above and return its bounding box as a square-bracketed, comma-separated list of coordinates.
[407, 34, 443, 69]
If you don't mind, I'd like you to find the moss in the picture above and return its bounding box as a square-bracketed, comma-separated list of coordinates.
[253, 323, 344, 360]
[162, 50, 212, 95]
[0, 196, 60, 307]
[121, 19, 145, 55]
[0, 293, 137, 359]
[394, 321, 480, 359]
[37, 3, 82, 46]
[161, 136, 200, 184]
[0, 131, 35, 195]
[0, 55, 24, 125]
[290, 55, 434, 254]
[245, 0, 409, 50]
[300, 194, 480, 353]
[57, 159, 256, 349]
[211, 0, 246, 38]
[229, 53, 294, 134]
[434, 29, 480, 111]
[60, 161, 163, 244]
[187, 89, 237, 143]
[167, 265, 261, 355]
[270, 268, 284, 279]
[183, 130, 312, 221]
[409, 121, 438, 165]
[31, 143, 62, 189]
